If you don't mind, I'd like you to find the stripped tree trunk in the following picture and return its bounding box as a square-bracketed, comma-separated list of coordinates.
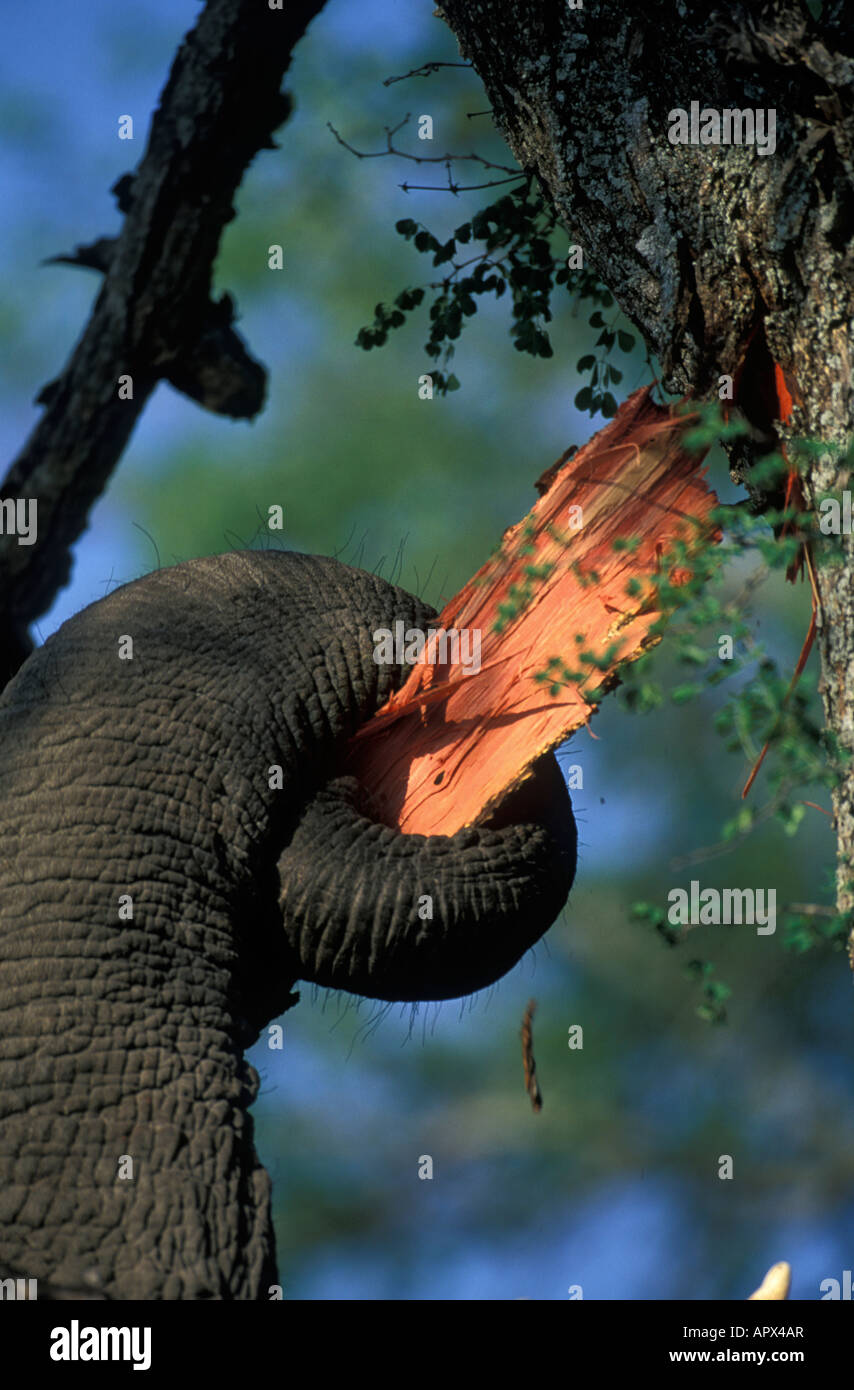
[437, 0, 854, 955]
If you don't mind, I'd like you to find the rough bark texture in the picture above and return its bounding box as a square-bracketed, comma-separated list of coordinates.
[439, 0, 854, 952]
[0, 0, 327, 689]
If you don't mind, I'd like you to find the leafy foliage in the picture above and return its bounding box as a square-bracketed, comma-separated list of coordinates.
[355, 136, 851, 1020]
[357, 180, 634, 405]
[487, 403, 852, 1019]
[618, 424, 852, 1005]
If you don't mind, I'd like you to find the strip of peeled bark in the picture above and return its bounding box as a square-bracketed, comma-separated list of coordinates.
[348, 388, 717, 834]
[436, 0, 854, 952]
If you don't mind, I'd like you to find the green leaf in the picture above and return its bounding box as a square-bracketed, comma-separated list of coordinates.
[433, 239, 456, 266]
[780, 802, 806, 836]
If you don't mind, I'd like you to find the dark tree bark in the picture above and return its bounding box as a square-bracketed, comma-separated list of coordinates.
[438, 0, 854, 954]
[0, 0, 327, 688]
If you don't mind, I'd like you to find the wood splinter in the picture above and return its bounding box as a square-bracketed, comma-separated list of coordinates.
[347, 386, 720, 834]
[521, 998, 542, 1113]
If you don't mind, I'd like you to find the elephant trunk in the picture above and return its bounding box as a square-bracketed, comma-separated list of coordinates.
[0, 547, 577, 1297]
[277, 754, 576, 1002]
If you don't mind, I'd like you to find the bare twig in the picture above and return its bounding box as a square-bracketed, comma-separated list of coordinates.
[327, 115, 519, 174]
[400, 174, 526, 194]
[520, 999, 542, 1113]
[383, 60, 473, 87]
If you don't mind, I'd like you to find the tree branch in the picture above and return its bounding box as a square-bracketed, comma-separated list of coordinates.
[0, 0, 327, 686]
[438, 0, 854, 957]
[327, 113, 519, 173]
[383, 60, 473, 87]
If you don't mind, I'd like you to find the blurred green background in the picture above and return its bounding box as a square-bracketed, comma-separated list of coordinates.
[2, 0, 852, 1299]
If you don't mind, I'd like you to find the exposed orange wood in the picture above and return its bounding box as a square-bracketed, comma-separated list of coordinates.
[773, 361, 795, 424]
[346, 386, 719, 834]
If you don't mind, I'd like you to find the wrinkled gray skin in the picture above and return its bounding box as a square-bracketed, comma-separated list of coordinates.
[0, 550, 576, 1299]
